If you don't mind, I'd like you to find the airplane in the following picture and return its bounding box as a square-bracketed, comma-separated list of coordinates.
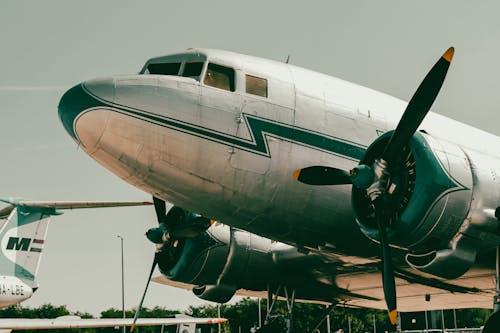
[0, 198, 154, 308]
[56, 47, 500, 332]
[0, 199, 226, 331]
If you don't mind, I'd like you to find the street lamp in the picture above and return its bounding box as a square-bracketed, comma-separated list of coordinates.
[117, 235, 125, 333]
[217, 304, 221, 333]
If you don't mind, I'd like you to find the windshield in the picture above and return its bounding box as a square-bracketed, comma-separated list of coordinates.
[147, 62, 181, 75]
[141, 52, 207, 82]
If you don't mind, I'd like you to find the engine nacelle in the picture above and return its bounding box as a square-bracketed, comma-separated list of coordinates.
[155, 222, 288, 303]
[353, 131, 500, 279]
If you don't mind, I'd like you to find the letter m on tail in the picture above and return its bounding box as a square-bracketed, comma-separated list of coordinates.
[0, 206, 52, 286]
[6, 237, 31, 251]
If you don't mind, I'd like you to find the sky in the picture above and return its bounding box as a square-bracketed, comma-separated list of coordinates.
[1, 0, 500, 316]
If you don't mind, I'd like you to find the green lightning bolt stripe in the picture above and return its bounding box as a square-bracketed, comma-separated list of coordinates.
[63, 84, 367, 161]
[120, 109, 367, 160]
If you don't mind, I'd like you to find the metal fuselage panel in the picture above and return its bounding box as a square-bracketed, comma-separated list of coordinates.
[0, 275, 32, 308]
[69, 49, 500, 258]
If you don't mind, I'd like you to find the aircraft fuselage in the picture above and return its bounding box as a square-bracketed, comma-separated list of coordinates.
[58, 48, 500, 258]
[0, 275, 32, 308]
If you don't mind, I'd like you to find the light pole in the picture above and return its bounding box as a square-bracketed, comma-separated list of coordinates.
[258, 298, 262, 328]
[117, 235, 125, 333]
[217, 304, 221, 333]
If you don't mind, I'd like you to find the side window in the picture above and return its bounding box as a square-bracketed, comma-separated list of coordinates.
[246, 74, 267, 97]
[204, 63, 235, 92]
[182, 62, 204, 78]
[147, 62, 181, 75]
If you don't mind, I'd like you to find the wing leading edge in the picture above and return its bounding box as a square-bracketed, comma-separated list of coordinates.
[0, 317, 226, 330]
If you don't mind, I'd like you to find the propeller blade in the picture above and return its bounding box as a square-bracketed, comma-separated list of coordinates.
[293, 166, 352, 185]
[131, 254, 158, 332]
[153, 197, 167, 225]
[383, 47, 454, 163]
[374, 200, 397, 326]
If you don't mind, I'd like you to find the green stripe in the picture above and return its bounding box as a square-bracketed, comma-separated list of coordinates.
[123, 109, 366, 160]
[62, 84, 367, 160]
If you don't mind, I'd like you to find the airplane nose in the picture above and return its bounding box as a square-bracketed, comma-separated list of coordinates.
[58, 78, 115, 141]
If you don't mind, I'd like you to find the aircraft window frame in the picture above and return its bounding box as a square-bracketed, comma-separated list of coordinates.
[245, 74, 268, 98]
[203, 63, 235, 92]
[182, 62, 204, 78]
[146, 62, 181, 75]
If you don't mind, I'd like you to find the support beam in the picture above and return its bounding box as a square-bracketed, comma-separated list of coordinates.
[308, 303, 336, 333]
[495, 246, 500, 313]
[260, 284, 296, 333]
[482, 245, 500, 333]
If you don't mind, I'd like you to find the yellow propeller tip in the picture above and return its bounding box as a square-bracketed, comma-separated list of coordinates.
[293, 169, 301, 180]
[389, 309, 398, 325]
[442, 47, 455, 63]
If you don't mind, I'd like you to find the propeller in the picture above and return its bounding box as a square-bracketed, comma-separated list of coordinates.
[134, 197, 214, 331]
[153, 196, 167, 224]
[382, 47, 454, 164]
[130, 253, 159, 332]
[373, 197, 397, 325]
[149, 197, 209, 240]
[294, 47, 455, 326]
[131, 197, 167, 332]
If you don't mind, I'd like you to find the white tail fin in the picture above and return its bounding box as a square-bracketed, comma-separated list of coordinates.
[0, 206, 52, 287]
[0, 198, 151, 288]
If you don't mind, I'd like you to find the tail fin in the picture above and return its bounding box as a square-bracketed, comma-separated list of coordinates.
[0, 204, 55, 288]
[0, 198, 151, 288]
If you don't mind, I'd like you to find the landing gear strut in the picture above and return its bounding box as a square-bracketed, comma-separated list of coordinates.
[256, 284, 296, 333]
[483, 246, 500, 333]
[308, 303, 337, 333]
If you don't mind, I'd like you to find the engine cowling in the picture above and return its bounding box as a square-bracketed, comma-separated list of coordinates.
[155, 222, 285, 303]
[353, 131, 500, 278]
[192, 285, 237, 303]
[153, 214, 343, 304]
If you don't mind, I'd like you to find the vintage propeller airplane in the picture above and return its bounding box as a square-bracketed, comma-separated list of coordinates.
[57, 47, 500, 331]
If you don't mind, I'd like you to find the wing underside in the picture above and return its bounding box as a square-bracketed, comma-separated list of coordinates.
[152, 259, 496, 312]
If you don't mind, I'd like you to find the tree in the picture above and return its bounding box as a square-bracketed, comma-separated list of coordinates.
[0, 301, 492, 333]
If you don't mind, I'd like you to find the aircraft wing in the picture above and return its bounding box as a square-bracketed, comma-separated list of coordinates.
[152, 260, 496, 312]
[0, 199, 152, 209]
[0, 316, 226, 330]
[0, 199, 152, 218]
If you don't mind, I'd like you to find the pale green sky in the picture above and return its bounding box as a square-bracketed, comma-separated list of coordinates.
[1, 0, 500, 315]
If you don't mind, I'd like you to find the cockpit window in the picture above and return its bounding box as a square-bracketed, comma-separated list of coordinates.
[147, 62, 181, 75]
[204, 63, 235, 92]
[182, 62, 204, 78]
